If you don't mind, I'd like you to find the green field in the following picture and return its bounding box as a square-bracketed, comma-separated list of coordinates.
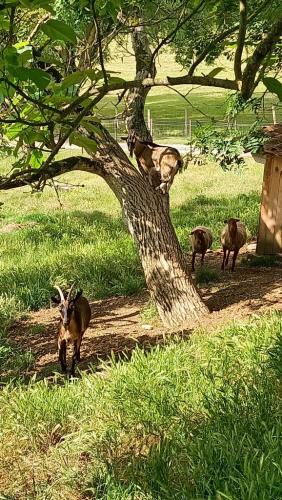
[97, 47, 282, 143]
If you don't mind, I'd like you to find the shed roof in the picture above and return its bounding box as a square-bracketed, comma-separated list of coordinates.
[263, 124, 282, 156]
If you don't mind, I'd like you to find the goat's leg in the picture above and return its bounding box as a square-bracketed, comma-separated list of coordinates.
[201, 251, 206, 266]
[77, 336, 83, 362]
[70, 340, 78, 376]
[221, 247, 227, 270]
[191, 251, 196, 272]
[231, 249, 239, 271]
[225, 250, 231, 267]
[58, 339, 67, 373]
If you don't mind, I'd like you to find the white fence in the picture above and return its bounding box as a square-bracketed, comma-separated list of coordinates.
[102, 103, 282, 143]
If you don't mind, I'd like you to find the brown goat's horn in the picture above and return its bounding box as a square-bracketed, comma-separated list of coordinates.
[67, 283, 75, 301]
[54, 285, 64, 303]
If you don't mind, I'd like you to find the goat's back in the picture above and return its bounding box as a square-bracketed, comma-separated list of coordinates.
[76, 296, 91, 333]
[221, 222, 247, 250]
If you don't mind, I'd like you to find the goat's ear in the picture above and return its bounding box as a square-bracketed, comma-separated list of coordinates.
[235, 218, 240, 222]
[74, 289, 83, 301]
[51, 295, 60, 304]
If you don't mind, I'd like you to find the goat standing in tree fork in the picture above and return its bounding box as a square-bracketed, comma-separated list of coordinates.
[123, 132, 182, 194]
[52, 285, 91, 375]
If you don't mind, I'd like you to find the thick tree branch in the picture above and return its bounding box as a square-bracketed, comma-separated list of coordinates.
[234, 0, 247, 83]
[241, 15, 282, 98]
[0, 156, 103, 190]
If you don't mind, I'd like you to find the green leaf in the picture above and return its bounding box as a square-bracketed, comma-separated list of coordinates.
[19, 0, 54, 10]
[28, 69, 51, 90]
[69, 132, 97, 153]
[81, 119, 102, 136]
[107, 76, 126, 85]
[16, 45, 33, 66]
[5, 123, 26, 140]
[7, 67, 51, 90]
[41, 19, 77, 44]
[206, 67, 224, 78]
[262, 77, 282, 102]
[3, 47, 18, 66]
[85, 69, 104, 81]
[0, 17, 10, 30]
[61, 71, 86, 89]
[29, 149, 44, 169]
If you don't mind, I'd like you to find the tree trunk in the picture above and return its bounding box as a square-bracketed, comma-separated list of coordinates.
[125, 26, 156, 140]
[91, 126, 209, 328]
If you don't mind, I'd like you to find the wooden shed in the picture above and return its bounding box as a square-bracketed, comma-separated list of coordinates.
[256, 124, 282, 255]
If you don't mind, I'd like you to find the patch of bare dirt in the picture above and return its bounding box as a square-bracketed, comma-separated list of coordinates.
[0, 222, 38, 233]
[3, 247, 282, 380]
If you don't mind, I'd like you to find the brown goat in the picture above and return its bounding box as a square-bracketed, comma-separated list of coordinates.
[123, 132, 182, 194]
[190, 226, 213, 272]
[52, 285, 91, 375]
[221, 218, 247, 271]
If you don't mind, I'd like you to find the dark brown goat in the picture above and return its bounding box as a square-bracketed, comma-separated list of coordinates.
[123, 132, 182, 194]
[52, 285, 91, 375]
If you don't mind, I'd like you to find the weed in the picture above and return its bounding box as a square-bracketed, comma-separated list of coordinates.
[196, 266, 219, 284]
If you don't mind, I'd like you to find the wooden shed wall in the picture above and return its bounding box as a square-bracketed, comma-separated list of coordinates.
[256, 155, 282, 255]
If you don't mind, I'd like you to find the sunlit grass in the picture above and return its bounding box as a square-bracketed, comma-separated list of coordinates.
[1, 313, 282, 498]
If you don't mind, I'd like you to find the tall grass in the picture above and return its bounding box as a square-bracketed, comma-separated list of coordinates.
[1, 313, 282, 498]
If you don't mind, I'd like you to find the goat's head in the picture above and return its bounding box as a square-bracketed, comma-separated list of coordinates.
[52, 285, 82, 328]
[224, 218, 240, 237]
[190, 228, 205, 245]
[121, 132, 137, 157]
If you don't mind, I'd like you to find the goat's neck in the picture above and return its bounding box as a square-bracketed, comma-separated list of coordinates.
[134, 141, 147, 158]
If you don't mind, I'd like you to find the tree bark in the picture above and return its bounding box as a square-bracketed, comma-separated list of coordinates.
[125, 26, 156, 140]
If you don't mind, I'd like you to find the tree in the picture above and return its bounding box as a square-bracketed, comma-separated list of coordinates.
[0, 0, 281, 327]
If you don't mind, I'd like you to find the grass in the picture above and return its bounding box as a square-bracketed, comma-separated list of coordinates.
[0, 156, 263, 322]
[1, 313, 282, 498]
[196, 266, 219, 285]
[0, 155, 263, 324]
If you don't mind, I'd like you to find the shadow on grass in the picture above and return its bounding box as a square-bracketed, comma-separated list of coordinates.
[0, 209, 144, 310]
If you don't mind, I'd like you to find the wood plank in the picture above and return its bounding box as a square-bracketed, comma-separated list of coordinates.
[257, 156, 272, 254]
[273, 158, 282, 253]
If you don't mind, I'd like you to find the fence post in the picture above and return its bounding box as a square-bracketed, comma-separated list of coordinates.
[189, 119, 192, 156]
[114, 117, 118, 141]
[184, 108, 188, 137]
[147, 108, 151, 131]
[150, 117, 153, 140]
[272, 106, 277, 124]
